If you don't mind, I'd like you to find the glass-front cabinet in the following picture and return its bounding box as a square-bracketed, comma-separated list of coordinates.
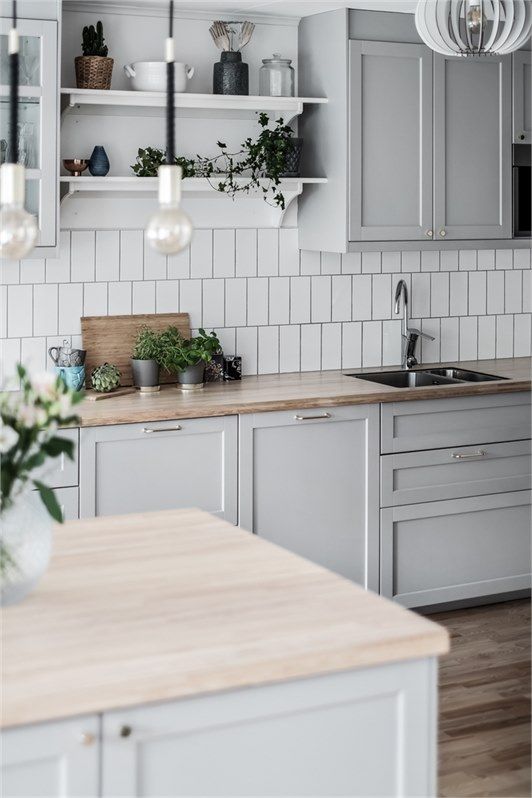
[0, 18, 58, 250]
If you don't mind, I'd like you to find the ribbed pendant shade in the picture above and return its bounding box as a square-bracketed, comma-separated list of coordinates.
[415, 0, 532, 57]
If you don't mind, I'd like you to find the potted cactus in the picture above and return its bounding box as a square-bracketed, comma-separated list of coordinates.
[75, 21, 113, 90]
[91, 363, 121, 393]
[131, 327, 162, 393]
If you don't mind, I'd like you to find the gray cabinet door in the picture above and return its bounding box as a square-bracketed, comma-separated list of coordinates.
[513, 49, 532, 143]
[349, 40, 433, 242]
[1, 715, 99, 798]
[79, 417, 237, 523]
[434, 53, 512, 240]
[239, 405, 380, 589]
[381, 491, 532, 608]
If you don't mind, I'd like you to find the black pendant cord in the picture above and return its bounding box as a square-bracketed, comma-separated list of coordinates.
[8, 0, 18, 164]
[166, 0, 175, 164]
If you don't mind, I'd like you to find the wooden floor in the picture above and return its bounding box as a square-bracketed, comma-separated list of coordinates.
[435, 599, 531, 798]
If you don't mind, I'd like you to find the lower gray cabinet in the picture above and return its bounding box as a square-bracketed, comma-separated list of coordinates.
[79, 417, 237, 523]
[54, 486, 79, 521]
[1, 715, 99, 798]
[381, 491, 532, 608]
[239, 405, 380, 589]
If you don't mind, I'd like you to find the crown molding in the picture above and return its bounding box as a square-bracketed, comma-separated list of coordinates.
[62, 1, 300, 26]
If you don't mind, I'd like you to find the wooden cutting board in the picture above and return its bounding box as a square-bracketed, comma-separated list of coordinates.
[81, 313, 190, 387]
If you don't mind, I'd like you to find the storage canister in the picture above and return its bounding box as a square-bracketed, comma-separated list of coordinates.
[259, 54, 294, 97]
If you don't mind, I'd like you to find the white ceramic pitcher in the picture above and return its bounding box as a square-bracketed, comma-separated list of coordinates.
[124, 61, 194, 92]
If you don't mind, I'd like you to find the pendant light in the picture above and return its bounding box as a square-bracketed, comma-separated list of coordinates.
[146, 0, 193, 255]
[415, 0, 532, 57]
[0, 1, 38, 259]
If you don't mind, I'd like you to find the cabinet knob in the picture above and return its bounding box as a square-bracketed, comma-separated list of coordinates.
[120, 725, 133, 738]
[79, 732, 95, 746]
[439, 229, 446, 237]
[425, 229, 433, 238]
[519, 133, 526, 140]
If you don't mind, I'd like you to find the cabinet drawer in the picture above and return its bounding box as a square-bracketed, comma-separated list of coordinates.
[381, 491, 531, 608]
[381, 440, 531, 506]
[54, 486, 79, 521]
[381, 392, 531, 453]
[35, 428, 79, 488]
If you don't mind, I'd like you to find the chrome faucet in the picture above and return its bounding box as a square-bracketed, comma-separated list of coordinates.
[394, 279, 435, 369]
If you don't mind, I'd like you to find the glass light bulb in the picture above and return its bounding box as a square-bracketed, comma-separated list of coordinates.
[146, 204, 193, 255]
[466, 3, 485, 34]
[0, 203, 38, 258]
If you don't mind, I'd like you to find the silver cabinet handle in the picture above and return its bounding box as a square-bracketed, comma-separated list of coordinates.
[425, 229, 433, 237]
[451, 450, 486, 460]
[79, 732, 95, 746]
[439, 229, 447, 237]
[294, 413, 331, 421]
[142, 425, 182, 434]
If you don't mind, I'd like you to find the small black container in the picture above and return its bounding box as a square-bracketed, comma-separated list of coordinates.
[281, 138, 303, 178]
[223, 355, 242, 381]
[213, 51, 248, 95]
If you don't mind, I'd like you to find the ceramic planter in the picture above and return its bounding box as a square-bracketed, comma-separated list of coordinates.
[177, 362, 205, 391]
[131, 359, 160, 393]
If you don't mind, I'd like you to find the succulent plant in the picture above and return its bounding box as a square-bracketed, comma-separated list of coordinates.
[91, 363, 121, 393]
[81, 21, 108, 57]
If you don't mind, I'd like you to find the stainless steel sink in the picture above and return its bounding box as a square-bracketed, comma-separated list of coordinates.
[345, 368, 506, 388]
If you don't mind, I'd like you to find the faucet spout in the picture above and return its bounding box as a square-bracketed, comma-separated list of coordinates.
[394, 279, 408, 316]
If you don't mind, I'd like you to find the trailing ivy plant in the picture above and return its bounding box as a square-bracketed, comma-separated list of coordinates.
[130, 114, 296, 209]
[158, 327, 221, 374]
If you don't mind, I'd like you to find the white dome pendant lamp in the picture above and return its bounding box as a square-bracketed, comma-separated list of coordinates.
[146, 0, 193, 255]
[415, 0, 532, 57]
[0, 0, 38, 259]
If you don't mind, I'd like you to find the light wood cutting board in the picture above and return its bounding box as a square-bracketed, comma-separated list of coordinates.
[81, 313, 190, 387]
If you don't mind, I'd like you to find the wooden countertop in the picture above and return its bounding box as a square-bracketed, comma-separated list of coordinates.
[77, 358, 531, 427]
[1, 509, 449, 728]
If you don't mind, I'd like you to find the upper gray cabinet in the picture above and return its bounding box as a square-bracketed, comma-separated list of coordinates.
[433, 54, 511, 241]
[298, 9, 516, 252]
[513, 49, 531, 143]
[349, 41, 433, 242]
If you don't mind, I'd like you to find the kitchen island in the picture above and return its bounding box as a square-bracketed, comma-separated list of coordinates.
[2, 508, 449, 797]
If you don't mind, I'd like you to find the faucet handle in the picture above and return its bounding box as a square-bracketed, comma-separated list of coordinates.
[407, 327, 435, 342]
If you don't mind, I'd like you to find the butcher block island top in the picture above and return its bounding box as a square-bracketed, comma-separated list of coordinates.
[2, 509, 448, 729]
[77, 357, 531, 427]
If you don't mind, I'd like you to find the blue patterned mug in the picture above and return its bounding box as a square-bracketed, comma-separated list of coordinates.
[55, 365, 85, 392]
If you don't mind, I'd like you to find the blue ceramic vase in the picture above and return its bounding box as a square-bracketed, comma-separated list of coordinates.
[88, 145, 110, 176]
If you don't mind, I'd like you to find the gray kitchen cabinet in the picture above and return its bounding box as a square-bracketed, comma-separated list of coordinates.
[381, 491, 532, 608]
[349, 40, 433, 242]
[1, 714, 99, 798]
[54, 486, 79, 521]
[79, 417, 237, 523]
[433, 53, 512, 240]
[35, 428, 78, 489]
[239, 405, 380, 589]
[513, 49, 531, 143]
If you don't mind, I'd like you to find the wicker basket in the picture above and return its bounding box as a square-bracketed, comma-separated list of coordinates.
[75, 56, 114, 90]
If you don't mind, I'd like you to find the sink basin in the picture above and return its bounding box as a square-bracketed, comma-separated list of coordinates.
[345, 367, 506, 388]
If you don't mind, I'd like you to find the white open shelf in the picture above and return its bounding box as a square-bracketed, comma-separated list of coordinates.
[61, 88, 327, 122]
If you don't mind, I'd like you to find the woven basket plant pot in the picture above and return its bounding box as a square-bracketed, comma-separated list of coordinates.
[75, 56, 114, 90]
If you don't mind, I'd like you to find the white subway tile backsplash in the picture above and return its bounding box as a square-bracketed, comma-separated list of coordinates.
[108, 282, 132, 315]
[352, 274, 372, 321]
[247, 278, 269, 326]
[411, 273, 431, 318]
[83, 282, 108, 317]
[430, 272, 449, 317]
[214, 327, 236, 357]
[0, 259, 20, 285]
[321, 252, 341, 275]
[155, 280, 179, 313]
[341, 251, 361, 274]
[167, 246, 190, 280]
[495, 249, 513, 270]
[440, 250, 459, 272]
[382, 319, 402, 366]
[290, 276, 311, 324]
[21, 337, 46, 375]
[459, 316, 478, 361]
[321, 323, 342, 370]
[279, 229, 299, 276]
[95, 230, 119, 282]
[401, 251, 420, 273]
[225, 278, 247, 327]
[179, 279, 202, 328]
[58, 283, 83, 336]
[33, 284, 58, 337]
[236, 326, 258, 375]
[450, 272, 468, 317]
[120, 231, 144, 281]
[514, 249, 531, 270]
[487, 271, 505, 315]
[420, 318, 440, 364]
[46, 231, 71, 283]
[505, 270, 522, 313]
[300, 324, 321, 372]
[0, 286, 6, 339]
[496, 315, 514, 358]
[202, 279, 225, 328]
[477, 316, 496, 360]
[459, 250, 477, 271]
[300, 249, 320, 275]
[235, 229, 257, 277]
[132, 281, 155, 314]
[311, 276, 331, 323]
[372, 274, 391, 320]
[468, 271, 487, 316]
[258, 326, 279, 374]
[257, 229, 278, 276]
[332, 275, 352, 322]
[362, 321, 382, 367]
[8, 285, 32, 337]
[361, 251, 381, 274]
[523, 271, 532, 313]
[381, 252, 401, 274]
[421, 251, 439, 272]
[1, 338, 21, 386]
[190, 230, 213, 279]
[477, 249, 495, 270]
[342, 322, 362, 370]
[279, 324, 300, 373]
[144, 239, 167, 281]
[440, 317, 459, 361]
[514, 314, 532, 357]
[269, 277, 290, 325]
[71, 231, 95, 283]
[20, 259, 44, 284]
[213, 230, 235, 278]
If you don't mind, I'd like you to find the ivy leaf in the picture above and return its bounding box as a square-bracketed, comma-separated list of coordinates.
[42, 436, 75, 460]
[216, 141, 227, 149]
[33, 480, 63, 523]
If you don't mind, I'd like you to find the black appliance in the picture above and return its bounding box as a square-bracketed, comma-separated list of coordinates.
[513, 144, 531, 238]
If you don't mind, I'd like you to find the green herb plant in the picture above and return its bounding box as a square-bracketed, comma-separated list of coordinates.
[81, 20, 108, 57]
[158, 328, 221, 374]
[131, 326, 162, 362]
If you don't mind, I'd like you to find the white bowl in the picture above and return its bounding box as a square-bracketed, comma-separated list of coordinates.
[124, 61, 194, 93]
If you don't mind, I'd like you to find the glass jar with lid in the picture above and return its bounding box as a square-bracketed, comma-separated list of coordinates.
[259, 54, 295, 97]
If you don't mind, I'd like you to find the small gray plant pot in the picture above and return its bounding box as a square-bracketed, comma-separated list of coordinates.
[131, 358, 160, 392]
[177, 362, 205, 391]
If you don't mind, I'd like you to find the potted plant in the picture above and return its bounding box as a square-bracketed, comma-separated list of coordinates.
[75, 21, 113, 90]
[159, 327, 221, 391]
[131, 326, 162, 393]
[0, 366, 82, 605]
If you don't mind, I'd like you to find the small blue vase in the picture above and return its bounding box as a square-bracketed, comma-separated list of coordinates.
[88, 145, 110, 176]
